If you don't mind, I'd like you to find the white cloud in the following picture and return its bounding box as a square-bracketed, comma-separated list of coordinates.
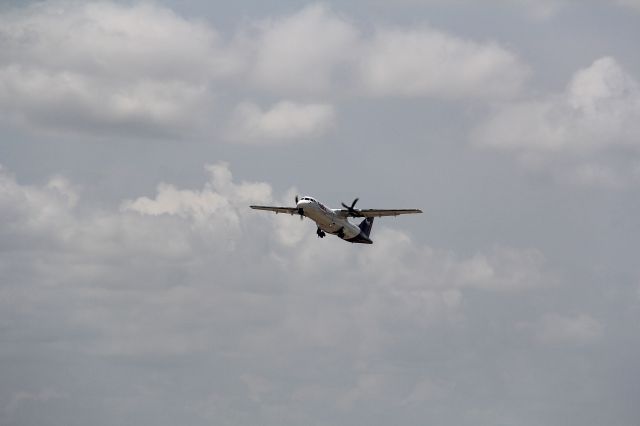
[0, 2, 235, 80]
[228, 101, 335, 143]
[248, 4, 359, 94]
[0, 2, 531, 139]
[473, 57, 640, 187]
[0, 66, 209, 136]
[0, 165, 77, 246]
[241, 4, 527, 99]
[0, 1, 234, 136]
[358, 27, 527, 99]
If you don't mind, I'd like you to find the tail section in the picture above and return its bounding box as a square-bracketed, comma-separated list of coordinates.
[346, 217, 374, 244]
[358, 217, 373, 242]
[358, 217, 374, 238]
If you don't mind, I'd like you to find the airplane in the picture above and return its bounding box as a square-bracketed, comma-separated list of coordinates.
[250, 196, 422, 244]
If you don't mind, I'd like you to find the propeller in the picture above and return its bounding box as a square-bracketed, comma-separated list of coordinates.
[341, 198, 361, 216]
[296, 195, 304, 220]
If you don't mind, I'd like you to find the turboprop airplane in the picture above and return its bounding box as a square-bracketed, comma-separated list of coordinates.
[250, 196, 422, 244]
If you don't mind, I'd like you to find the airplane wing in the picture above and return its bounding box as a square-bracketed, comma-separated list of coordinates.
[337, 208, 423, 218]
[250, 205, 298, 215]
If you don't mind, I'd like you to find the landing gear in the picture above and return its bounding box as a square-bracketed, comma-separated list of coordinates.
[316, 228, 326, 238]
[336, 227, 345, 239]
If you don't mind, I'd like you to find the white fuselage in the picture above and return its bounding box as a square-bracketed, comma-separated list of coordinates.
[297, 197, 361, 239]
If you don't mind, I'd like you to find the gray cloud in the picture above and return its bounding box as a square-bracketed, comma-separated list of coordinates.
[0, 1, 233, 136]
[228, 101, 335, 143]
[473, 57, 640, 187]
[2, 2, 640, 425]
[0, 2, 529, 139]
[358, 26, 527, 99]
[247, 4, 528, 99]
[247, 4, 360, 94]
[0, 162, 560, 424]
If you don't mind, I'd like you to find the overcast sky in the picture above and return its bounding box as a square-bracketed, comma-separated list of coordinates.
[1, 1, 640, 425]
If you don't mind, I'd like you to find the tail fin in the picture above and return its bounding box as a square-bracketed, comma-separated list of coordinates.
[358, 217, 374, 238]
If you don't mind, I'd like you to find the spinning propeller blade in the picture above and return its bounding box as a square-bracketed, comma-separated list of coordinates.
[341, 198, 360, 215]
[296, 195, 304, 220]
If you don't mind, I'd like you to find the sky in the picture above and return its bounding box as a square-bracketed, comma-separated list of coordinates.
[1, 1, 640, 425]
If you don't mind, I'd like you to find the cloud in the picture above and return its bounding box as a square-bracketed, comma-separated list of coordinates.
[228, 101, 335, 143]
[248, 4, 359, 94]
[0, 161, 547, 372]
[0, 2, 530, 139]
[454, 246, 548, 291]
[246, 4, 527, 100]
[0, 160, 551, 400]
[473, 57, 640, 187]
[7, 162, 638, 425]
[358, 27, 527, 99]
[0, 66, 210, 136]
[0, 1, 234, 136]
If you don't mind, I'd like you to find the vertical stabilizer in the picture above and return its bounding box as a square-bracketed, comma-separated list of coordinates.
[358, 217, 374, 238]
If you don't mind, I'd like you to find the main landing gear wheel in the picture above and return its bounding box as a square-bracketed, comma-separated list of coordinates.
[316, 228, 326, 238]
[336, 227, 345, 239]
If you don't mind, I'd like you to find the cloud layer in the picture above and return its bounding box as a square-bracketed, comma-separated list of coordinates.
[2, 2, 639, 425]
[0, 2, 233, 136]
[0, 162, 574, 425]
[473, 57, 640, 187]
[0, 2, 528, 139]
